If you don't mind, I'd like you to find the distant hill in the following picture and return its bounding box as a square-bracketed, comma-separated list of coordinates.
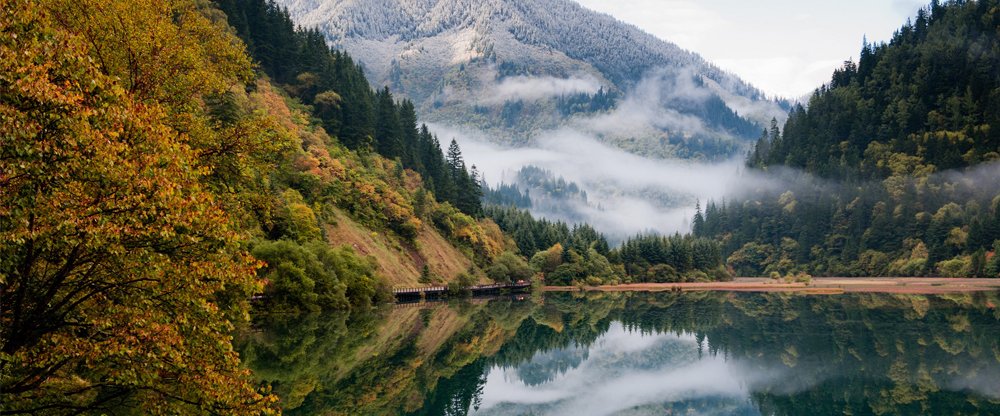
[272, 0, 789, 159]
[704, 0, 1000, 278]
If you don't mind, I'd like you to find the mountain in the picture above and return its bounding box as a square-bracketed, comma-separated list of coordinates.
[702, 0, 1000, 278]
[271, 0, 789, 159]
[216, 0, 733, 290]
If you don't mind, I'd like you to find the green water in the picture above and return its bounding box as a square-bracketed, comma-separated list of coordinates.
[239, 292, 1000, 416]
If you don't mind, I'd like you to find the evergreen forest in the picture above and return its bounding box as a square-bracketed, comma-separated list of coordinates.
[704, 0, 1000, 278]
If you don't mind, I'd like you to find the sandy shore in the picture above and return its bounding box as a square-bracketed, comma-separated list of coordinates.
[543, 277, 1000, 295]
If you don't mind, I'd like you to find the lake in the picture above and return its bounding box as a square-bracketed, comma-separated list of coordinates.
[239, 291, 1000, 415]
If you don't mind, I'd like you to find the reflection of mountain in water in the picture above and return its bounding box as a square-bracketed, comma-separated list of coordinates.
[476, 324, 756, 415]
[240, 292, 1000, 416]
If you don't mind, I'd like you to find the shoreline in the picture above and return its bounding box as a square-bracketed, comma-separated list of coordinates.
[543, 277, 1000, 295]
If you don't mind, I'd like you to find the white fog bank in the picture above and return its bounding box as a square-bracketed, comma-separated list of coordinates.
[430, 122, 761, 240]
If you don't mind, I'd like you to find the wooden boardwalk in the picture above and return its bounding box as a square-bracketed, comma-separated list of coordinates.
[393, 281, 532, 301]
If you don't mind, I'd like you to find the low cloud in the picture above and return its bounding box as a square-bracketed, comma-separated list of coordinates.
[701, 73, 791, 125]
[576, 66, 719, 140]
[436, 99, 1000, 245]
[726, 160, 1000, 207]
[423, 67, 820, 243]
[484, 75, 603, 104]
[428, 122, 753, 242]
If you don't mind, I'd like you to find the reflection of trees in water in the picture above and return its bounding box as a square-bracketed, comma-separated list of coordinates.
[512, 346, 589, 386]
[236, 312, 365, 410]
[240, 292, 1000, 415]
[238, 299, 537, 415]
[410, 359, 488, 416]
[612, 292, 1000, 415]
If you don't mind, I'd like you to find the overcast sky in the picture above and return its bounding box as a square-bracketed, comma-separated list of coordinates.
[574, 0, 928, 99]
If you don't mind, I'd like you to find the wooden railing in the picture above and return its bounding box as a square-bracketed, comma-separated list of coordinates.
[392, 281, 531, 298]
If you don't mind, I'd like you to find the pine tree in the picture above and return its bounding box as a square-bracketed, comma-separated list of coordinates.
[693, 201, 706, 237]
[398, 100, 420, 168]
[374, 87, 402, 157]
[467, 165, 484, 216]
[446, 139, 466, 176]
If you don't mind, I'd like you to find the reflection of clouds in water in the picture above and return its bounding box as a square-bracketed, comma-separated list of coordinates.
[474, 323, 754, 416]
[588, 322, 673, 356]
[472, 318, 1000, 416]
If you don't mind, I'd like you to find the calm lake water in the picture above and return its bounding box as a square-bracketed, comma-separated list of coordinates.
[239, 291, 1000, 416]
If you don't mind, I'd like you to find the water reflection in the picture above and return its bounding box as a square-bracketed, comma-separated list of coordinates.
[476, 325, 756, 415]
[240, 292, 1000, 416]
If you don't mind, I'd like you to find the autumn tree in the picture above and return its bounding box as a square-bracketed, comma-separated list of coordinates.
[0, 1, 276, 413]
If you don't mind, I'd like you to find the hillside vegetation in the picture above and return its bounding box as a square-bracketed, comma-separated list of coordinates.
[1, 0, 509, 412]
[703, 0, 1000, 278]
[0, 0, 758, 412]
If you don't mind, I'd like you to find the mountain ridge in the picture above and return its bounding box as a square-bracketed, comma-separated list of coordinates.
[273, 0, 789, 159]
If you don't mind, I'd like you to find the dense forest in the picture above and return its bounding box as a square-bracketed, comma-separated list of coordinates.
[217, 0, 732, 287]
[703, 0, 1000, 278]
[487, 206, 730, 285]
[0, 0, 737, 413]
[215, 0, 484, 216]
[0, 0, 512, 412]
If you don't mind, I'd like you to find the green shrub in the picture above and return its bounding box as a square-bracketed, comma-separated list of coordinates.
[530, 244, 564, 274]
[646, 264, 679, 283]
[486, 251, 534, 283]
[252, 239, 348, 313]
[252, 239, 389, 312]
[684, 270, 710, 283]
[447, 272, 477, 297]
[547, 263, 586, 286]
[705, 266, 733, 282]
[936, 256, 972, 278]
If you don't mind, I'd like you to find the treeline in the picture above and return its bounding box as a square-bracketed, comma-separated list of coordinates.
[486, 206, 729, 285]
[673, 75, 761, 140]
[483, 182, 533, 208]
[696, 180, 1000, 277]
[705, 0, 1000, 277]
[518, 165, 589, 202]
[483, 166, 593, 223]
[216, 0, 483, 216]
[556, 87, 618, 116]
[617, 234, 729, 282]
[749, 0, 1000, 179]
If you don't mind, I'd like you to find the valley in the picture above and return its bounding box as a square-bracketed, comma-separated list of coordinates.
[2, 0, 999, 414]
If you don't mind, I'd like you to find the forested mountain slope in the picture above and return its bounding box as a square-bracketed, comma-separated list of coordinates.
[0, 0, 744, 411]
[748, 0, 1000, 179]
[266, 0, 789, 159]
[701, 0, 1000, 278]
[1, 0, 512, 412]
[218, 0, 733, 289]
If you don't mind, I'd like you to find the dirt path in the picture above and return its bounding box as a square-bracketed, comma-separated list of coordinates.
[543, 277, 1000, 295]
